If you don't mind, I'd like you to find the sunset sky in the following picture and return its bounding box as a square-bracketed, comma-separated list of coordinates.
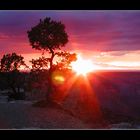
[0, 10, 140, 70]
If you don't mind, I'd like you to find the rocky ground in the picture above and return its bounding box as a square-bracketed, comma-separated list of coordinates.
[0, 96, 140, 129]
[1, 72, 140, 129]
[0, 97, 91, 129]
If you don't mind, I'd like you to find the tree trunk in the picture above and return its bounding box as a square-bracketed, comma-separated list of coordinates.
[46, 48, 55, 102]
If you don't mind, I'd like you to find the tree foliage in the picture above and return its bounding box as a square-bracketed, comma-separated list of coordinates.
[0, 53, 26, 72]
[55, 51, 77, 70]
[30, 56, 50, 73]
[27, 17, 68, 52]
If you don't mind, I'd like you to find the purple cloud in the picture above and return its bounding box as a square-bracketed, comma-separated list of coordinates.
[0, 10, 140, 55]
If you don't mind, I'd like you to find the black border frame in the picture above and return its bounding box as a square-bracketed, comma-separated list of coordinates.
[0, 0, 140, 139]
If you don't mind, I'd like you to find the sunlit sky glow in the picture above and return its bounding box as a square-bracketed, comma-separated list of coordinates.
[71, 54, 97, 75]
[0, 10, 140, 70]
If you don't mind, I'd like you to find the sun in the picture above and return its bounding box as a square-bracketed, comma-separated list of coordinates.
[71, 55, 95, 76]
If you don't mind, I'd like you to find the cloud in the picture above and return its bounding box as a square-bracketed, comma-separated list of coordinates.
[0, 10, 140, 55]
[105, 51, 128, 56]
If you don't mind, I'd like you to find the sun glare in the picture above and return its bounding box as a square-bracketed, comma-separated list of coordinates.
[71, 55, 95, 76]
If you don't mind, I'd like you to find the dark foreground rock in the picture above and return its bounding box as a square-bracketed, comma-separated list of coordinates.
[0, 101, 90, 129]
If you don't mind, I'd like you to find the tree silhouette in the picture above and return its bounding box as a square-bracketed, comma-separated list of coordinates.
[30, 56, 50, 73]
[28, 52, 77, 102]
[55, 51, 77, 70]
[0, 53, 26, 72]
[28, 56, 50, 92]
[27, 17, 69, 101]
[0, 53, 27, 100]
